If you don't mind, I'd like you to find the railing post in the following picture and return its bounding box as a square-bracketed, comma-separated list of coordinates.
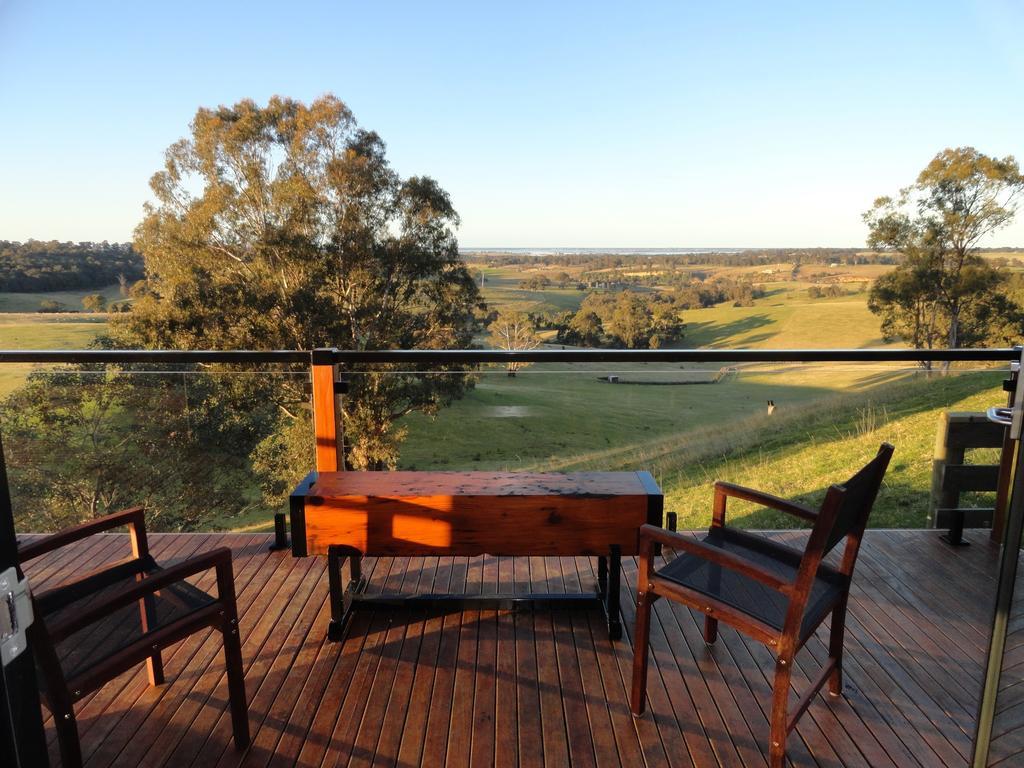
[269, 512, 290, 551]
[992, 365, 1019, 544]
[311, 348, 341, 472]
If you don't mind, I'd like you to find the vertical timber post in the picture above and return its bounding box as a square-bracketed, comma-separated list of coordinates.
[930, 412, 950, 530]
[311, 348, 341, 472]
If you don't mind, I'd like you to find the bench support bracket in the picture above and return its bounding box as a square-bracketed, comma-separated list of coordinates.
[326, 545, 622, 641]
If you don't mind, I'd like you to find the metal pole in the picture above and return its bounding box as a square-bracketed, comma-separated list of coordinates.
[0, 435, 50, 766]
[972, 352, 1024, 767]
[268, 512, 289, 551]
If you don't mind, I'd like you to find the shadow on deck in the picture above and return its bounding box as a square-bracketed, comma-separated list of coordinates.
[19, 529, 1006, 767]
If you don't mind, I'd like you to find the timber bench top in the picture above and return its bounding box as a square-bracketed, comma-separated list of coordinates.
[305, 470, 660, 499]
[291, 469, 663, 558]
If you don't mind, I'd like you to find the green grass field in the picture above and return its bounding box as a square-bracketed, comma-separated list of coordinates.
[478, 268, 587, 314]
[653, 372, 1004, 530]
[394, 264, 1008, 531]
[0, 313, 109, 396]
[394, 360, 1004, 527]
[0, 269, 1013, 533]
[0, 285, 121, 394]
[684, 289, 889, 349]
[400, 274, 906, 474]
[0, 283, 125, 313]
[395, 358, 917, 470]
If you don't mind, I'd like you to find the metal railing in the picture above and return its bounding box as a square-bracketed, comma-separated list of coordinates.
[0, 346, 1018, 364]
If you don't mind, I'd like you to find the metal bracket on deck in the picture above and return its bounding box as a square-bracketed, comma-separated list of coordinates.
[325, 547, 624, 642]
[0, 567, 33, 667]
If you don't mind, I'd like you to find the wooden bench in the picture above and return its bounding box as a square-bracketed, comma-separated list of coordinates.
[290, 470, 663, 640]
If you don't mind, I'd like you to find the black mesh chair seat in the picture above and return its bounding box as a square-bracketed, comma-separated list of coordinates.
[657, 527, 847, 641]
[39, 559, 218, 682]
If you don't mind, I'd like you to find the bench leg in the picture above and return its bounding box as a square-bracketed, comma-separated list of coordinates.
[606, 544, 622, 640]
[597, 555, 608, 597]
[328, 546, 362, 641]
[941, 508, 970, 546]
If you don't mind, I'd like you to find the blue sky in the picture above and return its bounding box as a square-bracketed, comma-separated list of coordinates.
[1, 0, 1022, 248]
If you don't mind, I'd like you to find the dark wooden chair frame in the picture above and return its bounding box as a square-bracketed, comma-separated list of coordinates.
[18, 506, 250, 768]
[630, 444, 893, 768]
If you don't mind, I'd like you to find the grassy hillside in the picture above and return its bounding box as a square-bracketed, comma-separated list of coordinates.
[478, 268, 586, 314]
[549, 371, 1004, 530]
[398, 363, 1004, 529]
[0, 285, 120, 395]
[395, 357, 911, 471]
[400, 266, 1006, 531]
[683, 290, 888, 349]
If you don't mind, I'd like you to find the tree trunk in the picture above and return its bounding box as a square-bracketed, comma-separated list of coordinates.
[943, 308, 960, 375]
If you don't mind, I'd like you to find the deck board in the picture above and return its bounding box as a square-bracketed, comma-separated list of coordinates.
[19, 528, 1010, 767]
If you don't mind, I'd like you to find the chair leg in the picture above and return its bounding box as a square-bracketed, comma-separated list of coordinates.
[222, 618, 250, 750]
[139, 592, 164, 685]
[769, 659, 793, 768]
[215, 556, 249, 750]
[630, 590, 654, 716]
[29, 620, 83, 768]
[146, 653, 165, 686]
[828, 600, 848, 697]
[53, 697, 83, 768]
[703, 616, 718, 645]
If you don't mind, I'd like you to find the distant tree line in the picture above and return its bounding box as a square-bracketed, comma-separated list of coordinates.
[470, 247, 909, 271]
[0, 240, 143, 292]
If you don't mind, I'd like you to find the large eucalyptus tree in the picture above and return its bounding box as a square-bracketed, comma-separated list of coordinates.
[865, 147, 1024, 364]
[118, 95, 481, 476]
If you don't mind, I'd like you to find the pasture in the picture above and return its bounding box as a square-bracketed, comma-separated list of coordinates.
[0, 283, 125, 313]
[0, 313, 109, 396]
[0, 265, 1013, 533]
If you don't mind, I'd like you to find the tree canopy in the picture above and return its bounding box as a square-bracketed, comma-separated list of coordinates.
[113, 95, 481, 472]
[559, 291, 685, 348]
[865, 147, 1024, 360]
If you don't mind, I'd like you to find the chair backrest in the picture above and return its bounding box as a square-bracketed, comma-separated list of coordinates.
[820, 442, 894, 555]
[784, 443, 894, 635]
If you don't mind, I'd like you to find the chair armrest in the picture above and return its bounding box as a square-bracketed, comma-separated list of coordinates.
[714, 482, 818, 523]
[18, 507, 147, 563]
[638, 524, 792, 594]
[48, 547, 233, 642]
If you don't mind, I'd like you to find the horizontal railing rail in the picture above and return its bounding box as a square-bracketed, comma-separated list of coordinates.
[0, 347, 1018, 365]
[0, 350, 310, 364]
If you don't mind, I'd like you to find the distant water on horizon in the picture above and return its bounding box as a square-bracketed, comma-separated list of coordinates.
[459, 247, 748, 256]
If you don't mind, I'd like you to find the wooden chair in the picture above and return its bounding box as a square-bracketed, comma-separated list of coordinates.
[630, 443, 893, 768]
[18, 507, 250, 767]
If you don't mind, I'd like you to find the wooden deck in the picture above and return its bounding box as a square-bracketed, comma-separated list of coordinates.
[20, 529, 1007, 767]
